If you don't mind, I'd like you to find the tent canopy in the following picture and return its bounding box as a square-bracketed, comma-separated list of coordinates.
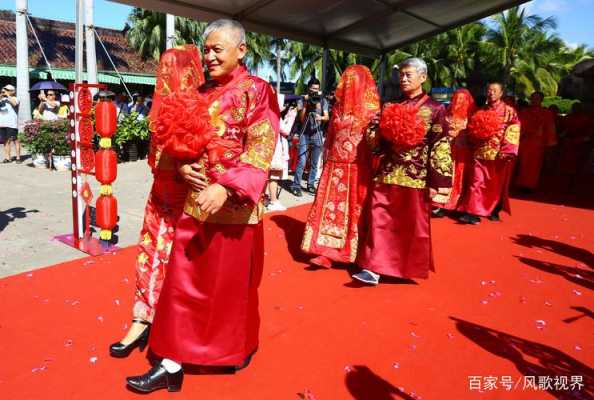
[109, 0, 528, 57]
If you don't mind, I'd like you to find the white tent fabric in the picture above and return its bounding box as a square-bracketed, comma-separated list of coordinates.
[109, 0, 529, 56]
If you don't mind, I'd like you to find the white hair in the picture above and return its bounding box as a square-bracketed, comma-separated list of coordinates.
[203, 19, 246, 46]
[399, 57, 428, 76]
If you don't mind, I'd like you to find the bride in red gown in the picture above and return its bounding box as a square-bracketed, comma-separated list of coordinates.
[301, 65, 380, 268]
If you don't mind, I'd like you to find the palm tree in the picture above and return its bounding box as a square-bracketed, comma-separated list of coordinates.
[485, 6, 557, 87]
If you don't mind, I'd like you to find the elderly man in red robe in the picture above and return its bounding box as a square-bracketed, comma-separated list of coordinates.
[126, 19, 279, 393]
[515, 91, 557, 191]
[352, 57, 452, 285]
[458, 82, 521, 224]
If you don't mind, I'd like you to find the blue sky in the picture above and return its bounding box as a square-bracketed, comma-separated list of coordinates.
[3, 0, 593, 48]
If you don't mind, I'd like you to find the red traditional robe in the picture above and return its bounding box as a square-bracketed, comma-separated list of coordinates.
[358, 93, 452, 279]
[515, 106, 556, 189]
[149, 65, 280, 366]
[132, 45, 203, 322]
[559, 111, 594, 175]
[301, 65, 380, 265]
[458, 101, 521, 217]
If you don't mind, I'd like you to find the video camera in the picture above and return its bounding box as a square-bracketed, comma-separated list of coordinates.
[307, 89, 322, 105]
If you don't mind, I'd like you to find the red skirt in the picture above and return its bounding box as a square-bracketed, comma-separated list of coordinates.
[358, 184, 433, 279]
[149, 214, 264, 366]
[301, 160, 370, 263]
[458, 159, 513, 217]
[515, 140, 545, 189]
[443, 146, 472, 210]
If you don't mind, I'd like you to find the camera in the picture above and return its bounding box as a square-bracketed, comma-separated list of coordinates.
[307, 89, 322, 105]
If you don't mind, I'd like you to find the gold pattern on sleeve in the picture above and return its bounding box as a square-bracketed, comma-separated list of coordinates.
[475, 137, 500, 161]
[504, 124, 520, 145]
[430, 137, 453, 177]
[208, 101, 226, 137]
[240, 119, 275, 170]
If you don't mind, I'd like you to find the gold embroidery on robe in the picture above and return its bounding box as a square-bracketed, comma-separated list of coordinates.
[475, 137, 501, 161]
[431, 137, 453, 177]
[208, 101, 226, 137]
[240, 119, 275, 170]
[505, 123, 520, 145]
[184, 191, 265, 225]
[377, 164, 426, 188]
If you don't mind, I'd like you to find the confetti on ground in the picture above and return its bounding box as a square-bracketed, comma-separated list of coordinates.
[535, 320, 546, 330]
[392, 362, 400, 369]
[572, 289, 582, 296]
[89, 356, 98, 364]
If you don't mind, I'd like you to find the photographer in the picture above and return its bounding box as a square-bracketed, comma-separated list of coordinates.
[290, 78, 329, 196]
[0, 84, 21, 163]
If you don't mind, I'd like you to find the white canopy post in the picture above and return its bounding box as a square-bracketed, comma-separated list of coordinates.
[84, 0, 98, 92]
[15, 0, 31, 124]
[166, 14, 175, 49]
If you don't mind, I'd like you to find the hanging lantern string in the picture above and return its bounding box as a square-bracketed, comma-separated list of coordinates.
[24, 13, 55, 80]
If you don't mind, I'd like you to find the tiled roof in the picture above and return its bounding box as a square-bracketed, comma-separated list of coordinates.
[0, 10, 157, 74]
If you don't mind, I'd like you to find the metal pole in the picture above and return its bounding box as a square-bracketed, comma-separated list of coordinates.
[378, 54, 386, 99]
[321, 47, 329, 93]
[15, 0, 31, 124]
[276, 42, 281, 94]
[166, 14, 175, 49]
[73, 0, 85, 242]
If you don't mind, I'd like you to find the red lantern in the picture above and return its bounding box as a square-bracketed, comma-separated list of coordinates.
[96, 195, 118, 230]
[95, 100, 117, 138]
[95, 149, 117, 184]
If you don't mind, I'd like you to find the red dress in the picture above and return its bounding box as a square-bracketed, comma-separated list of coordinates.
[149, 65, 280, 366]
[358, 93, 452, 279]
[301, 65, 380, 265]
[458, 101, 521, 216]
[132, 45, 204, 322]
[437, 89, 476, 210]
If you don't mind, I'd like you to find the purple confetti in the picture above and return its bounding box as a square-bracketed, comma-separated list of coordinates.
[89, 356, 98, 364]
[392, 362, 400, 369]
[535, 320, 546, 330]
[572, 289, 582, 296]
[575, 345, 582, 351]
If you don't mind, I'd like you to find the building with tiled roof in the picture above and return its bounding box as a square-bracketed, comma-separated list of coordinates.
[0, 10, 158, 87]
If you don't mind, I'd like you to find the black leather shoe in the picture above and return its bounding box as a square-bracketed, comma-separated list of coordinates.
[109, 320, 150, 358]
[488, 212, 500, 222]
[431, 208, 446, 218]
[126, 364, 183, 393]
[459, 213, 480, 225]
[306, 186, 317, 194]
[290, 187, 303, 197]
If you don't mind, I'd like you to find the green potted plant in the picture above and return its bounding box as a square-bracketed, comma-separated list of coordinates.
[114, 112, 150, 162]
[19, 120, 51, 168]
[45, 119, 71, 171]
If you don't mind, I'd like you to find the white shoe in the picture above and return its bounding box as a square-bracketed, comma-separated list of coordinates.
[267, 201, 287, 212]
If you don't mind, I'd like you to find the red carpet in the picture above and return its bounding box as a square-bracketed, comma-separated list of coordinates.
[0, 198, 592, 399]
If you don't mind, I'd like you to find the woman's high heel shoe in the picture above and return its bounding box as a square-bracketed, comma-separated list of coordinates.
[109, 319, 151, 358]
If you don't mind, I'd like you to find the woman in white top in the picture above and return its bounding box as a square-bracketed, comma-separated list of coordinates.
[266, 101, 297, 211]
[36, 90, 60, 121]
